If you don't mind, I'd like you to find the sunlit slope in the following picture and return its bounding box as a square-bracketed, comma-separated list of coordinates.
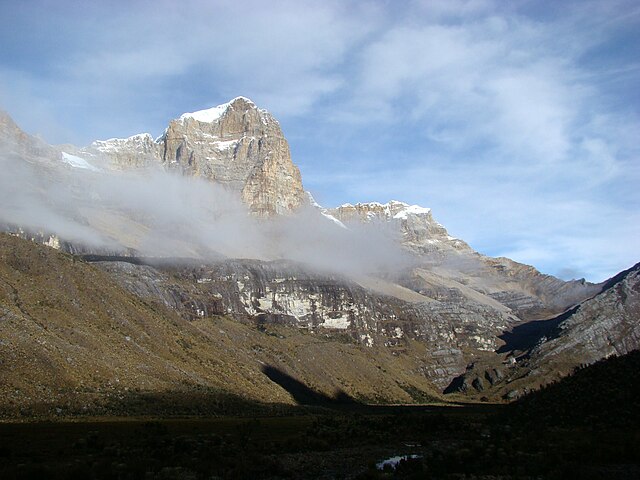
[0, 234, 441, 417]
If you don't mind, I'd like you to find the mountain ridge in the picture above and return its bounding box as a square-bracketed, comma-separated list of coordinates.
[1, 97, 634, 411]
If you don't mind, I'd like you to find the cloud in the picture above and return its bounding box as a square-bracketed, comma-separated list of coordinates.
[0, 0, 638, 282]
[0, 0, 377, 144]
[345, 14, 592, 165]
[0, 148, 410, 278]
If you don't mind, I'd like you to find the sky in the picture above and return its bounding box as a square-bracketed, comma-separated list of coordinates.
[0, 0, 638, 282]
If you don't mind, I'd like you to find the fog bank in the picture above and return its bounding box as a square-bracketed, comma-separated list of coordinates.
[0, 152, 411, 277]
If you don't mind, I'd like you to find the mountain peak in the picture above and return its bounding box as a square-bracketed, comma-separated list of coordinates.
[178, 96, 258, 124]
[334, 200, 432, 220]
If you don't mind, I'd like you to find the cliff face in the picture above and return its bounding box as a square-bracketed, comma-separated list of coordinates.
[328, 201, 472, 256]
[444, 262, 640, 399]
[85, 97, 306, 216]
[163, 97, 306, 215]
[530, 262, 640, 365]
[93, 256, 524, 388]
[0, 110, 59, 161]
[327, 201, 600, 321]
[90, 133, 161, 169]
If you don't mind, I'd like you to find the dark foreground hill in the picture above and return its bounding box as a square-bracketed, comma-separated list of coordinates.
[511, 349, 640, 428]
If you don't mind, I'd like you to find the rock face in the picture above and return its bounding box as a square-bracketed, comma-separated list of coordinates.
[328, 201, 472, 255]
[445, 262, 640, 399]
[162, 97, 306, 215]
[85, 97, 307, 216]
[0, 110, 58, 161]
[90, 133, 161, 169]
[92, 256, 529, 388]
[529, 262, 640, 366]
[328, 201, 601, 321]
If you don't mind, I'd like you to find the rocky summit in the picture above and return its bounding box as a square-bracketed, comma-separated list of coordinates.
[86, 96, 307, 216]
[0, 98, 637, 418]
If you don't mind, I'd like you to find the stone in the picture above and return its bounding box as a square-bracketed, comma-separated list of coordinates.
[86, 97, 307, 216]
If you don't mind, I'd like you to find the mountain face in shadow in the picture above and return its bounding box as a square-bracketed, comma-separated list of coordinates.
[511, 349, 640, 428]
[261, 366, 358, 407]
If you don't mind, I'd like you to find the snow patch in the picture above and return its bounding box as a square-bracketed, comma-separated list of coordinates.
[393, 204, 431, 219]
[213, 139, 238, 151]
[307, 192, 347, 229]
[321, 211, 347, 229]
[179, 96, 256, 124]
[61, 152, 101, 172]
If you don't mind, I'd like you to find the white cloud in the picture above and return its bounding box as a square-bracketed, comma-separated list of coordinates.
[346, 13, 592, 166]
[0, 0, 638, 281]
[0, 0, 377, 143]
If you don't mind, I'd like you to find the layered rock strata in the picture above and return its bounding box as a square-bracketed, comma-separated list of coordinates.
[92, 256, 527, 388]
[445, 262, 640, 399]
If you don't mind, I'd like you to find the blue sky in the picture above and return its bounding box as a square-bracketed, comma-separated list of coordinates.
[1, 0, 638, 282]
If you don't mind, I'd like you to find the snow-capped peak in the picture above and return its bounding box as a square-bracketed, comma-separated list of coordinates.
[91, 133, 156, 153]
[336, 200, 431, 219]
[178, 96, 257, 124]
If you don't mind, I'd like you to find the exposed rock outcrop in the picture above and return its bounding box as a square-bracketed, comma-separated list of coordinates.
[329, 201, 472, 256]
[86, 97, 307, 215]
[163, 97, 306, 215]
[445, 262, 640, 399]
[328, 200, 600, 321]
[529, 261, 640, 366]
[90, 133, 161, 169]
[0, 110, 59, 161]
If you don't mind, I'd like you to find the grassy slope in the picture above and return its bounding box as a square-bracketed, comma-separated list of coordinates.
[0, 234, 440, 418]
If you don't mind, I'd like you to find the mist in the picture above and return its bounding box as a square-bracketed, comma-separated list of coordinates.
[0, 151, 412, 278]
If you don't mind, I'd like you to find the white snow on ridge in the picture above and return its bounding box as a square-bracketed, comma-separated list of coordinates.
[393, 204, 431, 219]
[61, 152, 100, 172]
[92, 133, 155, 153]
[306, 192, 347, 229]
[321, 211, 347, 229]
[336, 200, 431, 219]
[180, 102, 231, 124]
[179, 96, 256, 124]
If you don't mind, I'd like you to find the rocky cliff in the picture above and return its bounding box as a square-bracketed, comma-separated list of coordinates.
[90, 133, 161, 170]
[328, 200, 601, 321]
[529, 262, 640, 367]
[445, 262, 640, 399]
[92, 256, 528, 388]
[0, 110, 59, 162]
[328, 201, 472, 256]
[84, 97, 307, 215]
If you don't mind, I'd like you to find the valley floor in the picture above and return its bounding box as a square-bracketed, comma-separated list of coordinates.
[1, 403, 638, 479]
